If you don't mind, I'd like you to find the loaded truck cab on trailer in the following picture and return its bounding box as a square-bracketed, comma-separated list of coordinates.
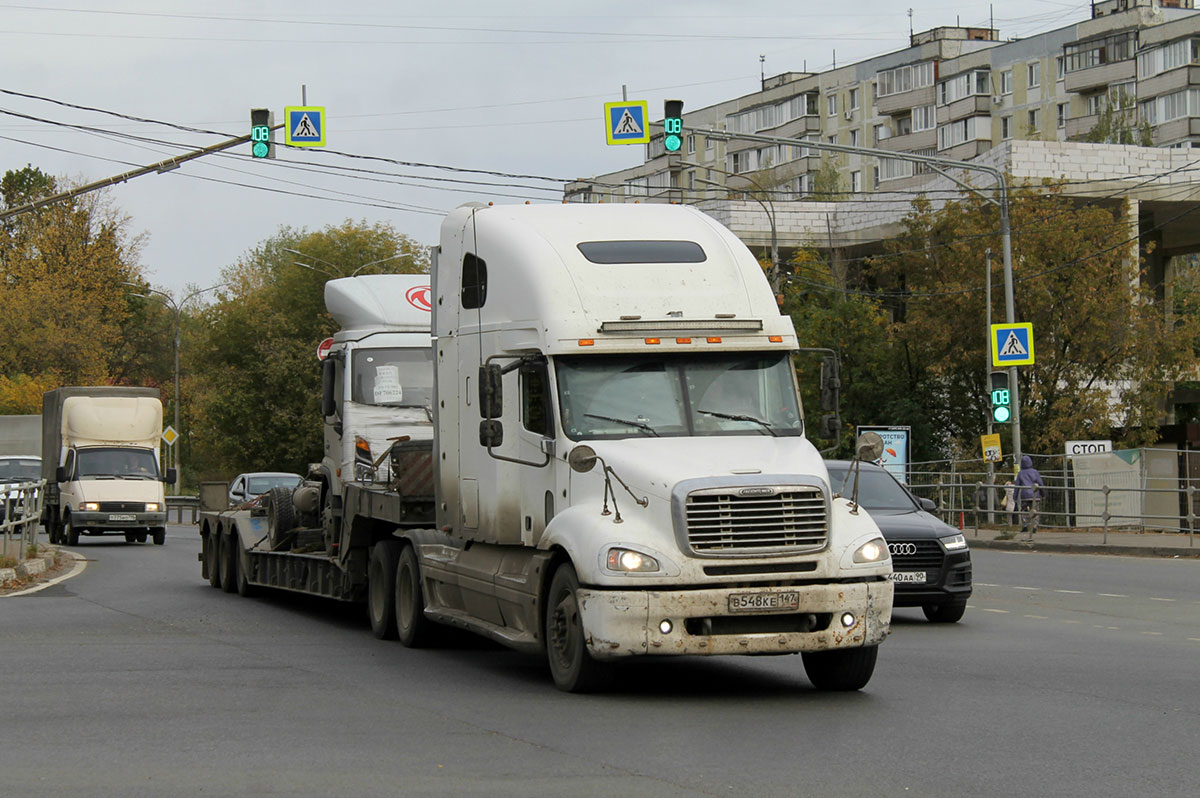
[200, 203, 892, 692]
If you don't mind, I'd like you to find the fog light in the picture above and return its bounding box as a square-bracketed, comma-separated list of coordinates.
[840, 612, 857, 628]
[659, 619, 673, 634]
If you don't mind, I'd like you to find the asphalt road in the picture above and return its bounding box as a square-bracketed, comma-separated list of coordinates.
[3, 526, 1197, 798]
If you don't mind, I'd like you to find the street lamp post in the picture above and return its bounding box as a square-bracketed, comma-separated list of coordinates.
[283, 248, 409, 279]
[123, 282, 225, 494]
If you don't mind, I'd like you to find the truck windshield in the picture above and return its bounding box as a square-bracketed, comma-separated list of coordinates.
[76, 448, 160, 479]
[0, 459, 40, 480]
[825, 465, 918, 511]
[556, 352, 803, 440]
[351, 347, 434, 408]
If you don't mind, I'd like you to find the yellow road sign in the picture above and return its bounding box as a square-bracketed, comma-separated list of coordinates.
[162, 426, 179, 447]
[991, 322, 1035, 367]
[981, 433, 1002, 463]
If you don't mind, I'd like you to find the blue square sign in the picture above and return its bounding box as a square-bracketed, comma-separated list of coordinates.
[991, 323, 1035, 366]
[284, 106, 325, 146]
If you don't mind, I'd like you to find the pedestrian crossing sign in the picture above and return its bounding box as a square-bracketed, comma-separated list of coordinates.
[605, 101, 650, 145]
[284, 106, 325, 147]
[991, 322, 1035, 367]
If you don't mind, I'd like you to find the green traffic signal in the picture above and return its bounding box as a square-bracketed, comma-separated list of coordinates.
[664, 99, 683, 153]
[250, 108, 274, 159]
[989, 371, 1011, 423]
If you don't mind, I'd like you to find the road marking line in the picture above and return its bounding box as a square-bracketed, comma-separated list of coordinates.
[982, 608, 1009, 614]
[1098, 593, 1127, 598]
[976, 583, 1000, 587]
[1054, 589, 1084, 594]
[1149, 597, 1176, 602]
[1062, 620, 1081, 624]
[1013, 586, 1040, 591]
[1188, 638, 1200, 642]
[1141, 631, 1163, 636]
[1024, 615, 1049, 619]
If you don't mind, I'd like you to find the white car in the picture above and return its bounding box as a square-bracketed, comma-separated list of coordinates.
[0, 455, 42, 525]
[228, 471, 303, 507]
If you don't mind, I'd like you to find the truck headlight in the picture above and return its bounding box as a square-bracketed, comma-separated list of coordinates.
[852, 537, 889, 564]
[145, 503, 160, 512]
[82, 502, 100, 511]
[606, 547, 659, 572]
[940, 533, 968, 551]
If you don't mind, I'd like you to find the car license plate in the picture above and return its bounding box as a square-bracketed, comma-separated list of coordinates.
[108, 513, 136, 522]
[889, 571, 927, 584]
[728, 591, 800, 613]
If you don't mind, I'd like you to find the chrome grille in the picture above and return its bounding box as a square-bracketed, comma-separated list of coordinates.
[685, 486, 827, 555]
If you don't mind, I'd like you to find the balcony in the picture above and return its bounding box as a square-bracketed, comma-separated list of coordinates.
[1064, 60, 1135, 93]
[876, 85, 936, 116]
[937, 95, 993, 124]
[1138, 65, 1200, 100]
[1065, 112, 1101, 139]
[878, 128, 938, 152]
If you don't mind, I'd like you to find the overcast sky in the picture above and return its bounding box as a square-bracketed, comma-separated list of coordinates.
[1, 1, 1092, 297]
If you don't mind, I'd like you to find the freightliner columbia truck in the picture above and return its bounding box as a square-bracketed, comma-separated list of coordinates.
[198, 203, 893, 692]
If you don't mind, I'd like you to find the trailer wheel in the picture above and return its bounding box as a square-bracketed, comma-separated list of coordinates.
[205, 531, 221, 588]
[545, 563, 612, 693]
[368, 541, 400, 640]
[396, 544, 433, 648]
[235, 535, 257, 598]
[64, 514, 79, 546]
[801, 645, 878, 691]
[219, 532, 238, 593]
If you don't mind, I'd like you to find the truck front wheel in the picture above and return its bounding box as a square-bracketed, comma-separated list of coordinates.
[64, 515, 79, 546]
[801, 645, 878, 691]
[367, 541, 400, 640]
[545, 563, 612, 693]
[151, 527, 166, 545]
[395, 545, 433, 648]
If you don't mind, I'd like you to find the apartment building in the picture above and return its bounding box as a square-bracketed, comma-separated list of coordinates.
[566, 0, 1200, 204]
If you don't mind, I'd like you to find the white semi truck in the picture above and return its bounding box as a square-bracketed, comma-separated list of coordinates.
[199, 203, 893, 692]
[42, 387, 173, 545]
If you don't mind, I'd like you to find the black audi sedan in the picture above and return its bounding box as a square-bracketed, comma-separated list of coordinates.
[826, 460, 973, 623]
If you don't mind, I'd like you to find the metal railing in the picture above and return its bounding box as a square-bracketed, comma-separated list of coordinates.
[1, 480, 46, 564]
[166, 495, 200, 524]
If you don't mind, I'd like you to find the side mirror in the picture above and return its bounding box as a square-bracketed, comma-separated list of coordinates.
[819, 355, 841, 412]
[818, 414, 840, 440]
[55, 466, 67, 483]
[567, 445, 598, 474]
[164, 468, 177, 485]
[854, 431, 885, 462]
[478, 364, 503, 419]
[479, 419, 504, 448]
[919, 497, 936, 512]
[321, 357, 337, 417]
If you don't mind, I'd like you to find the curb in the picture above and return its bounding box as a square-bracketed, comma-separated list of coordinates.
[969, 538, 1200, 558]
[0, 548, 62, 588]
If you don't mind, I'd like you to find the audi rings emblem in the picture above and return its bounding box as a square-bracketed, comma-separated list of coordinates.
[888, 542, 917, 556]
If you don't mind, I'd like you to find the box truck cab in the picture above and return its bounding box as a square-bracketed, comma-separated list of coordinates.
[42, 387, 173, 546]
[313, 274, 433, 550]
[426, 202, 893, 690]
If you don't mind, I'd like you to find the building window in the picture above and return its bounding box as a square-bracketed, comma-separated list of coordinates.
[937, 116, 987, 150]
[1028, 62, 1041, 88]
[874, 123, 891, 143]
[827, 134, 836, 144]
[912, 104, 936, 132]
[1001, 70, 1013, 95]
[705, 136, 714, 152]
[687, 134, 696, 154]
[1027, 108, 1041, 135]
[1056, 56, 1065, 81]
[939, 70, 991, 105]
[849, 87, 860, 110]
[1001, 116, 1012, 139]
[1065, 31, 1136, 73]
[851, 171, 861, 193]
[895, 114, 913, 136]
[1057, 103, 1068, 128]
[1087, 94, 1103, 116]
[849, 128, 860, 147]
[1109, 82, 1136, 109]
[876, 61, 935, 97]
[827, 94, 837, 116]
[687, 171, 695, 190]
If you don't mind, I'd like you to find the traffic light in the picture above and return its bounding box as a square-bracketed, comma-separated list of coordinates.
[990, 370, 1011, 423]
[663, 100, 683, 153]
[250, 108, 274, 159]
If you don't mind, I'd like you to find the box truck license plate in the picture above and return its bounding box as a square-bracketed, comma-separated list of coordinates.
[108, 513, 136, 522]
[728, 591, 800, 613]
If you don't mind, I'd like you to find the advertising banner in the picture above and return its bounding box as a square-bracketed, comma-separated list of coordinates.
[856, 425, 911, 483]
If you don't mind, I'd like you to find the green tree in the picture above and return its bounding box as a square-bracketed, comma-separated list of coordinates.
[187, 220, 429, 479]
[1080, 90, 1153, 146]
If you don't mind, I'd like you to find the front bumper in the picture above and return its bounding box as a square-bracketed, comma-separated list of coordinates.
[891, 552, 972, 607]
[577, 580, 893, 660]
[72, 511, 166, 529]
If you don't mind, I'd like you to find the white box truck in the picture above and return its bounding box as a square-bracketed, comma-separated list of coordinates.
[42, 387, 173, 546]
[200, 203, 893, 692]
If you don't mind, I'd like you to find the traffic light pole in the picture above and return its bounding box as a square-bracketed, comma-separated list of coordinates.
[689, 126, 1023, 472]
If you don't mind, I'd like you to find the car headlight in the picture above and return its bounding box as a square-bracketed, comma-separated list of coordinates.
[852, 537, 889, 564]
[145, 503, 160, 512]
[606, 547, 659, 572]
[82, 502, 100, 511]
[940, 533, 968, 551]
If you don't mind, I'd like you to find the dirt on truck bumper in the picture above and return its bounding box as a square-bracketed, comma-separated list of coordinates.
[577, 580, 893, 660]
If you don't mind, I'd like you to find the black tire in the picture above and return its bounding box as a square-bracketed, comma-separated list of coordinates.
[802, 645, 879, 691]
[65, 515, 79, 546]
[49, 513, 61, 545]
[545, 563, 612, 693]
[266, 486, 296, 550]
[219, 532, 237, 593]
[205, 531, 221, 588]
[124, 532, 137, 544]
[367, 541, 400, 640]
[151, 528, 166, 545]
[396, 544, 433, 648]
[136, 532, 148, 544]
[235, 535, 257, 598]
[922, 600, 967, 623]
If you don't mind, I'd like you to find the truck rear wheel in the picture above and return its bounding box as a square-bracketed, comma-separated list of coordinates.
[219, 532, 237, 593]
[545, 563, 612, 693]
[205, 532, 221, 587]
[396, 544, 433, 648]
[367, 541, 400, 640]
[801, 645, 878, 691]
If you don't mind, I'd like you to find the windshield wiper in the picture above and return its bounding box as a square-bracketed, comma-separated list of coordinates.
[698, 409, 778, 436]
[584, 413, 660, 437]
